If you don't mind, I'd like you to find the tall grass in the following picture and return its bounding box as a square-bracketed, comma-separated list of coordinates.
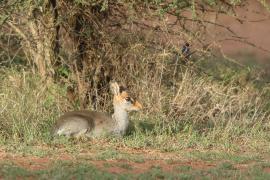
[0, 68, 64, 143]
[0, 61, 269, 151]
[0, 30, 269, 149]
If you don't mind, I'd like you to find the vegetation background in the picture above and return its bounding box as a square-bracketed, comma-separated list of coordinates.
[0, 0, 270, 179]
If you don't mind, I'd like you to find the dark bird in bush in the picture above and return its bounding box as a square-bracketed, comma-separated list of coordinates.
[181, 42, 190, 59]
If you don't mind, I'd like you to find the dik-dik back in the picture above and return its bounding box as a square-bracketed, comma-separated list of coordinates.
[53, 82, 142, 138]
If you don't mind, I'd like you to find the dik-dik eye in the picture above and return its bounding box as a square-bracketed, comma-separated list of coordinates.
[125, 97, 134, 104]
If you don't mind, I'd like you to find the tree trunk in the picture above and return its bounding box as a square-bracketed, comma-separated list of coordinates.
[7, 0, 58, 78]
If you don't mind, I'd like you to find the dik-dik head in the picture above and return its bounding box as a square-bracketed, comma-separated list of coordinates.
[110, 81, 142, 111]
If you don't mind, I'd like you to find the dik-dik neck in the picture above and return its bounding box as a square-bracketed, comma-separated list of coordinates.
[112, 106, 129, 135]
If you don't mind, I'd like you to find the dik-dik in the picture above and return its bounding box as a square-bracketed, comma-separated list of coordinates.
[53, 82, 142, 138]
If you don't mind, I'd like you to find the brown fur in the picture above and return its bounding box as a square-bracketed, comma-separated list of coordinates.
[53, 82, 142, 138]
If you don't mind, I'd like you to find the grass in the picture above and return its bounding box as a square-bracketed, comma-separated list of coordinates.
[0, 57, 270, 178]
[174, 165, 193, 172]
[0, 161, 130, 179]
[186, 151, 262, 163]
[0, 57, 270, 149]
[96, 149, 125, 160]
[117, 163, 133, 170]
[1, 0, 270, 176]
[0, 160, 269, 179]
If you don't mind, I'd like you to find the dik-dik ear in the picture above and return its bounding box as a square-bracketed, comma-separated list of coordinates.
[110, 81, 120, 95]
[119, 85, 126, 93]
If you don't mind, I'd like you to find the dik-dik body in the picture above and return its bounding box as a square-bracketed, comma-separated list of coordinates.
[53, 82, 142, 138]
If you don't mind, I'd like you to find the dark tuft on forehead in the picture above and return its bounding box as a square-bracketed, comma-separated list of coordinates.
[119, 86, 126, 93]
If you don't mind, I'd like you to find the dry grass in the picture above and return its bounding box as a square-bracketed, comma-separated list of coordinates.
[0, 59, 269, 152]
[0, 28, 269, 152]
[0, 68, 64, 143]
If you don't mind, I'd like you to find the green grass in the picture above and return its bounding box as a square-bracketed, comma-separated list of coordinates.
[174, 165, 193, 172]
[0, 67, 269, 153]
[0, 160, 269, 180]
[218, 162, 236, 170]
[0, 151, 270, 179]
[103, 162, 114, 168]
[0, 62, 270, 178]
[185, 151, 262, 163]
[1, 0, 270, 175]
[0, 161, 130, 179]
[117, 163, 133, 170]
[96, 149, 124, 160]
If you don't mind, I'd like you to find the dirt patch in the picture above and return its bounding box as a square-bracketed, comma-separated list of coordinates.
[0, 149, 215, 174]
[0, 149, 74, 171]
[0, 148, 268, 176]
[58, 158, 217, 174]
[264, 167, 270, 173]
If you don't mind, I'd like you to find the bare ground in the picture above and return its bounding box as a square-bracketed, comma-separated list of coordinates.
[0, 147, 269, 175]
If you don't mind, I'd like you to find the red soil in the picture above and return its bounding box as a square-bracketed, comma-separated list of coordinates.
[0, 148, 268, 175]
